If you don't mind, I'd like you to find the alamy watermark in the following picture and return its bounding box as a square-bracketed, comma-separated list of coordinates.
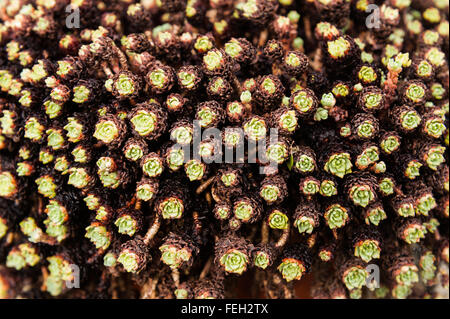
[65, 264, 80, 289]
[65, 5, 80, 29]
[366, 4, 381, 29]
[365, 264, 380, 289]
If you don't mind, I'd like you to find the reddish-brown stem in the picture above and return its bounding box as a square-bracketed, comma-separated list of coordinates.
[144, 214, 161, 245]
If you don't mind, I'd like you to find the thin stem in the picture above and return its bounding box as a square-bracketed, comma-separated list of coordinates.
[303, 16, 313, 45]
[394, 187, 404, 196]
[261, 222, 269, 244]
[38, 196, 44, 215]
[384, 68, 400, 107]
[40, 266, 49, 292]
[310, 47, 322, 71]
[196, 176, 215, 194]
[87, 248, 105, 263]
[332, 229, 338, 240]
[111, 275, 119, 299]
[192, 211, 202, 240]
[127, 195, 136, 208]
[232, 75, 242, 96]
[283, 283, 293, 299]
[144, 214, 161, 245]
[112, 44, 129, 70]
[272, 63, 282, 76]
[205, 192, 212, 207]
[275, 223, 290, 248]
[172, 268, 180, 289]
[140, 273, 159, 299]
[307, 233, 317, 248]
[135, 199, 142, 210]
[257, 30, 268, 47]
[101, 61, 114, 78]
[434, 229, 441, 241]
[199, 257, 213, 280]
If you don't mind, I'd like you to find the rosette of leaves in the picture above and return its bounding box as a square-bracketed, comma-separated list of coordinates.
[350, 113, 380, 141]
[169, 119, 194, 146]
[409, 185, 437, 216]
[277, 245, 312, 282]
[264, 136, 291, 165]
[363, 201, 388, 226]
[213, 202, 232, 221]
[232, 195, 263, 224]
[390, 104, 423, 133]
[140, 152, 164, 178]
[174, 281, 194, 299]
[211, 166, 245, 203]
[93, 113, 127, 148]
[352, 227, 382, 263]
[290, 87, 319, 119]
[281, 51, 309, 77]
[259, 174, 287, 205]
[201, 48, 231, 77]
[344, 172, 378, 208]
[215, 236, 253, 275]
[401, 80, 428, 106]
[318, 173, 339, 197]
[114, 207, 143, 237]
[252, 243, 277, 270]
[323, 202, 351, 230]
[396, 154, 423, 180]
[155, 181, 190, 220]
[354, 142, 380, 171]
[321, 35, 360, 71]
[419, 250, 437, 284]
[338, 257, 369, 291]
[421, 111, 446, 139]
[176, 65, 202, 92]
[390, 194, 416, 218]
[206, 76, 233, 102]
[72, 79, 102, 105]
[382, 249, 419, 287]
[159, 232, 199, 270]
[395, 217, 427, 245]
[253, 75, 284, 111]
[145, 61, 175, 94]
[415, 141, 446, 171]
[44, 254, 78, 297]
[111, 70, 141, 100]
[6, 243, 41, 270]
[378, 130, 402, 155]
[317, 236, 337, 263]
[135, 178, 159, 202]
[226, 101, 248, 124]
[270, 107, 298, 136]
[43, 197, 75, 243]
[85, 221, 113, 251]
[123, 138, 148, 163]
[320, 142, 353, 179]
[357, 86, 385, 112]
[293, 201, 320, 235]
[299, 176, 321, 199]
[184, 159, 207, 182]
[291, 146, 317, 175]
[128, 102, 168, 141]
[195, 100, 225, 129]
[266, 207, 290, 230]
[117, 237, 150, 274]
